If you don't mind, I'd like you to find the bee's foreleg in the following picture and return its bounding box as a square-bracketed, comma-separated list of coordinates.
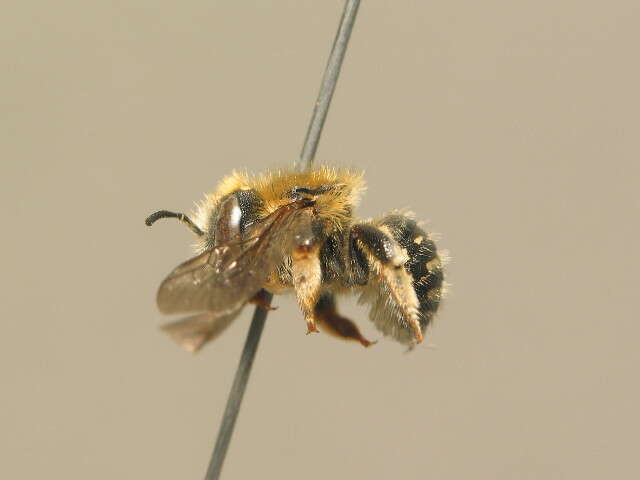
[248, 289, 277, 311]
[351, 223, 423, 343]
[292, 245, 323, 334]
[145, 210, 204, 237]
[314, 292, 375, 347]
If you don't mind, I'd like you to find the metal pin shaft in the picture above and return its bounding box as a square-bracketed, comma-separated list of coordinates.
[297, 0, 361, 171]
[205, 2, 361, 478]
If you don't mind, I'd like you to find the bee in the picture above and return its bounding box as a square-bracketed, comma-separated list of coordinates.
[146, 167, 445, 352]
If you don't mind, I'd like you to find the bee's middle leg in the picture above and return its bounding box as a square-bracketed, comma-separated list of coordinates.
[314, 292, 375, 347]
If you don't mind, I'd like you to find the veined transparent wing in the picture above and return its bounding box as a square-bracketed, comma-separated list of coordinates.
[156, 204, 312, 316]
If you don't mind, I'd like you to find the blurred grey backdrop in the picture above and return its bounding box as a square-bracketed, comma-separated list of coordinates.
[2, 1, 639, 479]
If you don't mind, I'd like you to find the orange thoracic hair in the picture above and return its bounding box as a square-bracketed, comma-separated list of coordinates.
[193, 166, 365, 242]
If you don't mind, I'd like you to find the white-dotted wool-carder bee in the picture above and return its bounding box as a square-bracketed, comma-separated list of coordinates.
[146, 167, 445, 352]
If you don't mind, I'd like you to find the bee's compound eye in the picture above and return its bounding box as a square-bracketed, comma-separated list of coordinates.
[212, 189, 263, 243]
[214, 195, 243, 241]
[228, 203, 242, 233]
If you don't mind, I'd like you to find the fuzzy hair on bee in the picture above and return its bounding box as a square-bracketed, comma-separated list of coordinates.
[145, 166, 445, 352]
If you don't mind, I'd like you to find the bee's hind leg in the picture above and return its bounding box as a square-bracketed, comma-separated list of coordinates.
[314, 292, 376, 347]
[351, 222, 424, 344]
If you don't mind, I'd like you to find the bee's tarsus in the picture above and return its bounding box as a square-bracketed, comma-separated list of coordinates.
[249, 289, 277, 311]
[306, 321, 320, 334]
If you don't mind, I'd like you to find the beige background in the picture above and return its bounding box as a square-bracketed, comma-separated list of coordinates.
[2, 1, 639, 479]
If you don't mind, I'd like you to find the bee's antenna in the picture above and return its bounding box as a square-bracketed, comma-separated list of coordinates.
[205, 2, 362, 479]
[144, 210, 204, 236]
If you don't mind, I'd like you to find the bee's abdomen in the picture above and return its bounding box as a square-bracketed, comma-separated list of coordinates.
[379, 214, 444, 331]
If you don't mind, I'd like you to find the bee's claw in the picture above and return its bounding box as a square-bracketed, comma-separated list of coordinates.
[249, 290, 277, 311]
[360, 338, 377, 348]
[306, 322, 320, 334]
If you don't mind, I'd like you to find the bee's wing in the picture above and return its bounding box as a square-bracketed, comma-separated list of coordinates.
[160, 311, 240, 353]
[156, 205, 311, 316]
